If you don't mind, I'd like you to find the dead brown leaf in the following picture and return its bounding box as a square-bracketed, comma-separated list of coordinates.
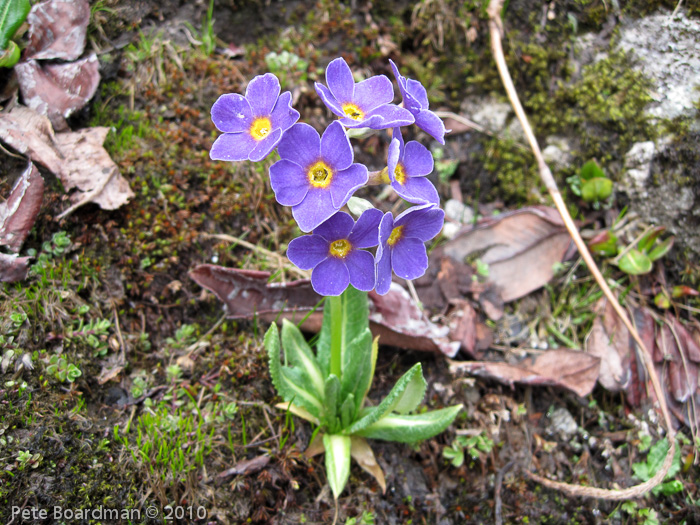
[217, 455, 270, 479]
[585, 298, 631, 392]
[0, 163, 44, 252]
[0, 252, 31, 282]
[0, 106, 63, 174]
[442, 206, 573, 302]
[449, 349, 600, 397]
[24, 0, 90, 61]
[53, 126, 134, 212]
[351, 436, 386, 494]
[16, 55, 100, 130]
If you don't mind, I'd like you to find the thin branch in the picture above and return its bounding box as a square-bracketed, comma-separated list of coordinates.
[488, 0, 675, 500]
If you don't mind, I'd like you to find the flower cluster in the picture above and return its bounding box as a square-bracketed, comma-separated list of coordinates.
[210, 58, 448, 296]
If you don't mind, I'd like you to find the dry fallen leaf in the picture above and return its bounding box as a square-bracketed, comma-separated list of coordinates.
[449, 349, 600, 397]
[189, 265, 460, 356]
[53, 126, 134, 212]
[0, 106, 63, 174]
[351, 436, 386, 494]
[0, 252, 31, 282]
[24, 0, 91, 61]
[442, 206, 573, 302]
[0, 163, 44, 252]
[0, 107, 133, 216]
[15, 55, 100, 130]
[217, 455, 270, 479]
[585, 298, 631, 392]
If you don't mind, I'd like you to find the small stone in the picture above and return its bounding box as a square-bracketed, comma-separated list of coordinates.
[444, 199, 474, 224]
[460, 96, 512, 132]
[548, 407, 578, 440]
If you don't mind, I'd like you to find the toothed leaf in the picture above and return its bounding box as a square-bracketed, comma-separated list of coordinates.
[354, 405, 463, 443]
[324, 433, 351, 500]
[281, 319, 325, 399]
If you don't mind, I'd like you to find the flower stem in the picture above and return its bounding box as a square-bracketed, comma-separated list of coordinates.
[329, 294, 342, 378]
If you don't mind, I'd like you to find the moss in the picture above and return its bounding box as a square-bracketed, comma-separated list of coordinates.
[481, 138, 544, 203]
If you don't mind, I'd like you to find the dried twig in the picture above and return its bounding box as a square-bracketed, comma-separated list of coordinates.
[487, 0, 676, 500]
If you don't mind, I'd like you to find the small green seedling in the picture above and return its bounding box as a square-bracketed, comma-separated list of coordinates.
[443, 432, 494, 467]
[0, 0, 30, 67]
[617, 226, 674, 276]
[46, 355, 82, 383]
[568, 160, 613, 205]
[632, 437, 683, 496]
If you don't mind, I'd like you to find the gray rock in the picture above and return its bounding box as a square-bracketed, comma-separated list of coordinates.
[548, 407, 578, 440]
[460, 96, 512, 132]
[616, 10, 700, 122]
[444, 199, 474, 224]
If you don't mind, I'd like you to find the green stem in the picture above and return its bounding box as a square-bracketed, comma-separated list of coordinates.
[329, 294, 342, 379]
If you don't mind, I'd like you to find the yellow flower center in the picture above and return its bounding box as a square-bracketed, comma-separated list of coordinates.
[342, 103, 364, 121]
[307, 161, 333, 188]
[387, 226, 404, 246]
[249, 117, 272, 141]
[329, 239, 351, 258]
[394, 163, 406, 185]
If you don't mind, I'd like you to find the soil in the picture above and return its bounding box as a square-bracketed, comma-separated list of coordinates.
[1, 1, 699, 524]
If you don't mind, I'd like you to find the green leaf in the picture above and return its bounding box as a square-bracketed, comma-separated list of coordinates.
[638, 226, 664, 254]
[322, 375, 341, 432]
[354, 405, 463, 443]
[581, 177, 613, 202]
[317, 286, 369, 374]
[339, 329, 374, 417]
[0, 39, 19, 67]
[0, 0, 30, 51]
[340, 394, 355, 430]
[618, 249, 652, 275]
[580, 160, 605, 181]
[279, 368, 323, 417]
[281, 319, 325, 399]
[632, 438, 681, 485]
[647, 236, 674, 261]
[265, 323, 322, 419]
[659, 479, 683, 496]
[323, 433, 351, 500]
[588, 231, 618, 257]
[345, 363, 426, 435]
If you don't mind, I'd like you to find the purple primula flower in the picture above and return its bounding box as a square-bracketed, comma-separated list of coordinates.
[315, 57, 414, 130]
[375, 204, 444, 295]
[387, 128, 439, 205]
[269, 121, 368, 232]
[210, 73, 299, 162]
[288, 209, 383, 296]
[389, 59, 447, 145]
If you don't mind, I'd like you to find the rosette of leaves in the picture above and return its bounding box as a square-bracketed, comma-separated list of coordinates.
[264, 287, 462, 499]
[568, 160, 613, 205]
[0, 0, 29, 67]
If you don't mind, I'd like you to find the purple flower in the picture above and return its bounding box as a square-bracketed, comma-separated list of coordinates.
[210, 73, 299, 162]
[387, 128, 439, 205]
[287, 209, 383, 296]
[269, 121, 368, 232]
[389, 60, 447, 145]
[315, 57, 414, 130]
[375, 204, 444, 295]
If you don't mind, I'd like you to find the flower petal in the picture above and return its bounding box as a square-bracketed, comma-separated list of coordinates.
[326, 57, 355, 104]
[314, 82, 345, 117]
[210, 132, 256, 162]
[269, 91, 300, 132]
[321, 121, 353, 171]
[387, 136, 401, 182]
[353, 75, 393, 112]
[393, 177, 439, 205]
[246, 73, 281, 116]
[312, 257, 350, 296]
[374, 247, 393, 296]
[249, 128, 282, 161]
[375, 211, 394, 264]
[360, 104, 415, 130]
[287, 235, 329, 270]
[329, 163, 368, 209]
[269, 160, 309, 206]
[211, 94, 252, 133]
[345, 250, 375, 291]
[292, 188, 337, 233]
[313, 211, 354, 241]
[277, 123, 321, 168]
[349, 208, 383, 248]
[392, 237, 428, 280]
[415, 109, 446, 144]
[395, 204, 444, 242]
[389, 59, 406, 95]
[403, 141, 433, 177]
[405, 78, 429, 108]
